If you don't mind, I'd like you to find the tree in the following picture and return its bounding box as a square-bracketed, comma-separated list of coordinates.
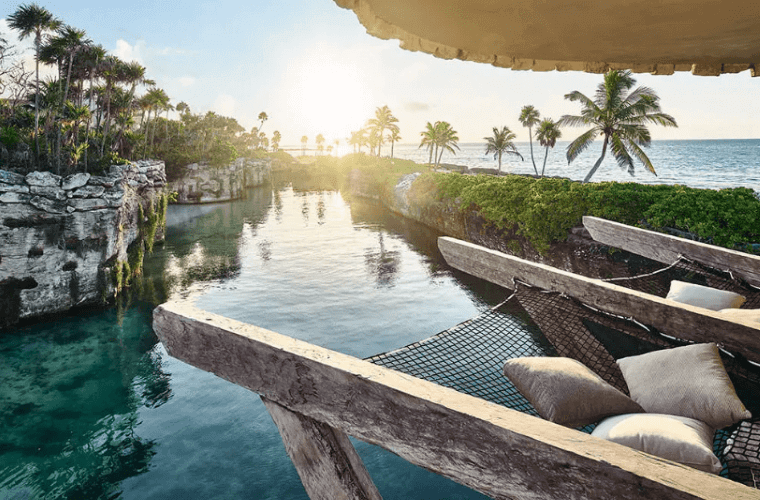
[435, 121, 459, 167]
[558, 69, 677, 183]
[484, 126, 523, 174]
[8, 3, 62, 160]
[300, 135, 307, 156]
[315, 133, 325, 155]
[272, 130, 281, 151]
[388, 125, 401, 159]
[535, 119, 562, 177]
[258, 111, 268, 132]
[518, 105, 540, 175]
[418, 121, 437, 168]
[367, 105, 398, 157]
[333, 138, 339, 156]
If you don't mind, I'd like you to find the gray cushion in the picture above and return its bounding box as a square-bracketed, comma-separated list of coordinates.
[617, 343, 751, 429]
[592, 413, 722, 474]
[503, 356, 644, 428]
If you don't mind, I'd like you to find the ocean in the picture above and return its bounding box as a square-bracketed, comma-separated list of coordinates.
[390, 139, 760, 193]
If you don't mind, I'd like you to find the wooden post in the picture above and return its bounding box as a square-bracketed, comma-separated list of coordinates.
[438, 236, 760, 364]
[583, 216, 760, 287]
[262, 398, 382, 500]
[153, 300, 760, 500]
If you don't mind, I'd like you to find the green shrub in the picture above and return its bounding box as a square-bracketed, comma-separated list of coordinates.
[422, 172, 760, 255]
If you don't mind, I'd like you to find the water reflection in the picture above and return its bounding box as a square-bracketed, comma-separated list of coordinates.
[364, 233, 401, 287]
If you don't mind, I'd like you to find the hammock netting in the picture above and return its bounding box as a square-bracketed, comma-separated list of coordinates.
[366, 255, 760, 488]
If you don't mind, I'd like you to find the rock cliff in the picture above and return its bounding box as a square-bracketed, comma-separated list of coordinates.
[0, 161, 167, 327]
[169, 157, 271, 204]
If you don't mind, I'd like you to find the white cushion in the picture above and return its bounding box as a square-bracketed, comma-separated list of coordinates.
[718, 308, 760, 324]
[503, 357, 643, 428]
[592, 413, 722, 474]
[617, 343, 751, 429]
[666, 280, 746, 310]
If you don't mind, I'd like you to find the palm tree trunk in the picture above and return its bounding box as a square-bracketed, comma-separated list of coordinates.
[497, 151, 502, 174]
[391, 140, 394, 159]
[541, 147, 549, 177]
[583, 135, 608, 183]
[34, 40, 41, 163]
[428, 148, 433, 168]
[529, 127, 538, 175]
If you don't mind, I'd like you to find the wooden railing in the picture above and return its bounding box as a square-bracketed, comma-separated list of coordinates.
[153, 298, 760, 500]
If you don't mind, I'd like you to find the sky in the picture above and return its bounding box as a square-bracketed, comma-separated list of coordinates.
[1, 0, 758, 147]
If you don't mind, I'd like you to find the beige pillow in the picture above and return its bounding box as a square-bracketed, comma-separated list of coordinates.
[617, 343, 751, 429]
[718, 308, 760, 324]
[503, 357, 643, 428]
[666, 280, 746, 310]
[592, 413, 722, 474]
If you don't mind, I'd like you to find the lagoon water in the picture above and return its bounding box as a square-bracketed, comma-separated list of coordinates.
[2, 140, 758, 499]
[1, 186, 505, 500]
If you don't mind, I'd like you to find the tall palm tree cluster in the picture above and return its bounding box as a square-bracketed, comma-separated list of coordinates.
[1, 3, 275, 178]
[419, 120, 459, 169]
[348, 105, 400, 158]
[484, 70, 674, 182]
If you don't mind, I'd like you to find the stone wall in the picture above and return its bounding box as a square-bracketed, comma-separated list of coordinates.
[0, 160, 167, 327]
[169, 157, 271, 204]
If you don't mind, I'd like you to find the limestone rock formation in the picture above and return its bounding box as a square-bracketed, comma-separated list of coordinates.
[0, 160, 167, 327]
[169, 157, 272, 204]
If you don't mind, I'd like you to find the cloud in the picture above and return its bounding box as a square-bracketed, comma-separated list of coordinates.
[213, 94, 237, 117]
[178, 76, 196, 87]
[404, 101, 430, 112]
[114, 39, 145, 64]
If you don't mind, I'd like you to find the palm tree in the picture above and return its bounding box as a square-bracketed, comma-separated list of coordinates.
[388, 125, 401, 159]
[419, 121, 437, 168]
[535, 119, 562, 177]
[367, 105, 398, 157]
[258, 111, 268, 132]
[558, 69, 677, 183]
[272, 130, 281, 151]
[8, 3, 62, 161]
[434, 121, 459, 167]
[484, 126, 523, 174]
[333, 138, 340, 156]
[300, 135, 308, 156]
[518, 105, 540, 175]
[315, 133, 325, 155]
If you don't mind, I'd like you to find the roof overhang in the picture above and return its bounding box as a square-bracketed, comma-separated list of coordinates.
[335, 0, 759, 76]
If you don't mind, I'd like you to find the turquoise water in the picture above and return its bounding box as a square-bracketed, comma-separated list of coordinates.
[2, 185, 505, 499]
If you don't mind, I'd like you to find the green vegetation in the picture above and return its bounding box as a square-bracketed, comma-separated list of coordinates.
[419, 172, 760, 255]
[535, 118, 561, 177]
[518, 105, 540, 175]
[483, 126, 522, 174]
[559, 70, 678, 183]
[418, 120, 460, 169]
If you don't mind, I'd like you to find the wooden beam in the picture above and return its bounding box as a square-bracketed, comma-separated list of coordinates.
[438, 236, 760, 364]
[262, 398, 383, 500]
[153, 300, 760, 500]
[583, 216, 760, 287]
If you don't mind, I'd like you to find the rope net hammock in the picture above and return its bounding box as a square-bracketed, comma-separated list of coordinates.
[366, 256, 760, 488]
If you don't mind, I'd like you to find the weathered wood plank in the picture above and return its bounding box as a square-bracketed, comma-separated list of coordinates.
[438, 236, 760, 364]
[583, 216, 760, 287]
[153, 300, 760, 500]
[262, 398, 383, 500]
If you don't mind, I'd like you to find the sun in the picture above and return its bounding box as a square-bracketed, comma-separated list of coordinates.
[292, 57, 374, 143]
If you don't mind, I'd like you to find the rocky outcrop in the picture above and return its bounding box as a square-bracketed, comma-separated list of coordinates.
[0, 161, 167, 327]
[169, 157, 271, 204]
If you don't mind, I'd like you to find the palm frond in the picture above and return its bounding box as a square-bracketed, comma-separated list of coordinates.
[608, 133, 635, 175]
[557, 114, 591, 128]
[627, 140, 657, 175]
[565, 127, 599, 163]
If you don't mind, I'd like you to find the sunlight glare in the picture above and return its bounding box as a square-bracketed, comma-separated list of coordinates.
[293, 56, 374, 144]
